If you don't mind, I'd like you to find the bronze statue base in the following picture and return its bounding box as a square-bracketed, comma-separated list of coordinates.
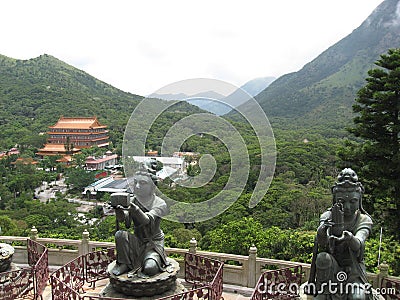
[0, 263, 20, 284]
[0, 243, 15, 273]
[106, 258, 181, 297]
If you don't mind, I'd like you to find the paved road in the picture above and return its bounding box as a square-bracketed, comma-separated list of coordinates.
[34, 180, 67, 202]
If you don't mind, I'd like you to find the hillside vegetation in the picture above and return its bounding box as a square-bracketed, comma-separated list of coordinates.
[0, 54, 142, 149]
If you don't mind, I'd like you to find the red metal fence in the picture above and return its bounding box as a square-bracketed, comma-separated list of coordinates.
[250, 265, 303, 300]
[185, 253, 222, 287]
[84, 247, 116, 285]
[51, 251, 224, 300]
[0, 239, 48, 300]
[28, 239, 49, 298]
[0, 267, 33, 300]
[381, 277, 400, 299]
[51, 255, 86, 294]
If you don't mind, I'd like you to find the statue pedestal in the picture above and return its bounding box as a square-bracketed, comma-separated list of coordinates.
[0, 243, 15, 273]
[105, 258, 183, 298]
[0, 263, 20, 285]
[101, 280, 186, 299]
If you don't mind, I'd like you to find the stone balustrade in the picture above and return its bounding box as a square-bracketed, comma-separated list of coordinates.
[0, 227, 398, 291]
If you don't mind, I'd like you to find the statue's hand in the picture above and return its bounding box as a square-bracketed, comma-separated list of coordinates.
[342, 230, 354, 241]
[318, 223, 328, 235]
[115, 205, 125, 222]
[334, 230, 353, 243]
[328, 235, 339, 243]
[129, 202, 140, 213]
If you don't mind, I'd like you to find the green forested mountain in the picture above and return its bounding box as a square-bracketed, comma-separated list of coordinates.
[0, 53, 143, 149]
[253, 0, 400, 132]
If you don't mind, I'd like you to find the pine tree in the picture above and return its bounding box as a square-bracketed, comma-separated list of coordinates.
[349, 48, 400, 237]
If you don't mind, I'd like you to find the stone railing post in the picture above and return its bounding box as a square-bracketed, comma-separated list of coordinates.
[30, 226, 38, 241]
[80, 229, 90, 255]
[377, 262, 389, 289]
[189, 237, 197, 254]
[248, 244, 257, 288]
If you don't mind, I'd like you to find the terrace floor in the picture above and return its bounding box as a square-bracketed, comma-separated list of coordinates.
[34, 276, 253, 300]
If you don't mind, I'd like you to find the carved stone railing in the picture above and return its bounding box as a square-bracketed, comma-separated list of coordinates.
[250, 265, 303, 300]
[1, 228, 400, 291]
[0, 238, 48, 300]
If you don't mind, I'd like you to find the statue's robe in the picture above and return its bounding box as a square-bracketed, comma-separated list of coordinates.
[115, 195, 169, 274]
[314, 210, 373, 300]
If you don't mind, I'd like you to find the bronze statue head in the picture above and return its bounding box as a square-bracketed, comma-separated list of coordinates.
[135, 158, 158, 185]
[331, 168, 368, 217]
[133, 158, 159, 199]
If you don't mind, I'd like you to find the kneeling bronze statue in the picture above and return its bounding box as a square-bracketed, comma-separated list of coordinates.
[111, 160, 169, 278]
[308, 168, 373, 300]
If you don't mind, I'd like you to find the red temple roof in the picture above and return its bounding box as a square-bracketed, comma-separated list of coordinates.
[36, 144, 80, 156]
[49, 116, 107, 130]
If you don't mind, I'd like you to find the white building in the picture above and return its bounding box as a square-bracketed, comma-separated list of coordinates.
[131, 156, 185, 173]
[85, 151, 118, 170]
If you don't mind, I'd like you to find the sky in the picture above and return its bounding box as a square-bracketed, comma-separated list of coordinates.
[1, 0, 384, 96]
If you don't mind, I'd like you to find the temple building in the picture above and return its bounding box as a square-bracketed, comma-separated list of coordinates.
[37, 116, 109, 157]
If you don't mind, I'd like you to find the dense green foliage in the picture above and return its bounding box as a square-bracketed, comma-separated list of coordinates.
[200, 217, 400, 275]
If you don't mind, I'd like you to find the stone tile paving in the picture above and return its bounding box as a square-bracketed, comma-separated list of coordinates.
[38, 278, 251, 300]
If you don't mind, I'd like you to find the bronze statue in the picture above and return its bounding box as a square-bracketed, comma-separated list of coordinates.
[111, 160, 169, 278]
[308, 168, 373, 299]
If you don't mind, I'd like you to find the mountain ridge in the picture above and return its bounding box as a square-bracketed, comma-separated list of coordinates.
[150, 76, 275, 115]
[0, 53, 206, 150]
[252, 0, 400, 130]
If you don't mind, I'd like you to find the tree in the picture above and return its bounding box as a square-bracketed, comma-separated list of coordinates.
[65, 168, 96, 191]
[199, 217, 264, 255]
[0, 215, 18, 235]
[347, 48, 400, 238]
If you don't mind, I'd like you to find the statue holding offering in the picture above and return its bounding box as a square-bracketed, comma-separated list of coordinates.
[110, 160, 169, 278]
[309, 168, 373, 299]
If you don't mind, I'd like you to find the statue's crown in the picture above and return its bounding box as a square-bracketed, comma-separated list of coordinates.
[337, 168, 358, 183]
[333, 168, 364, 193]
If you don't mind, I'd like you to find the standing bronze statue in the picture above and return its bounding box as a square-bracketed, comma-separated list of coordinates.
[308, 168, 373, 299]
[111, 160, 169, 278]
